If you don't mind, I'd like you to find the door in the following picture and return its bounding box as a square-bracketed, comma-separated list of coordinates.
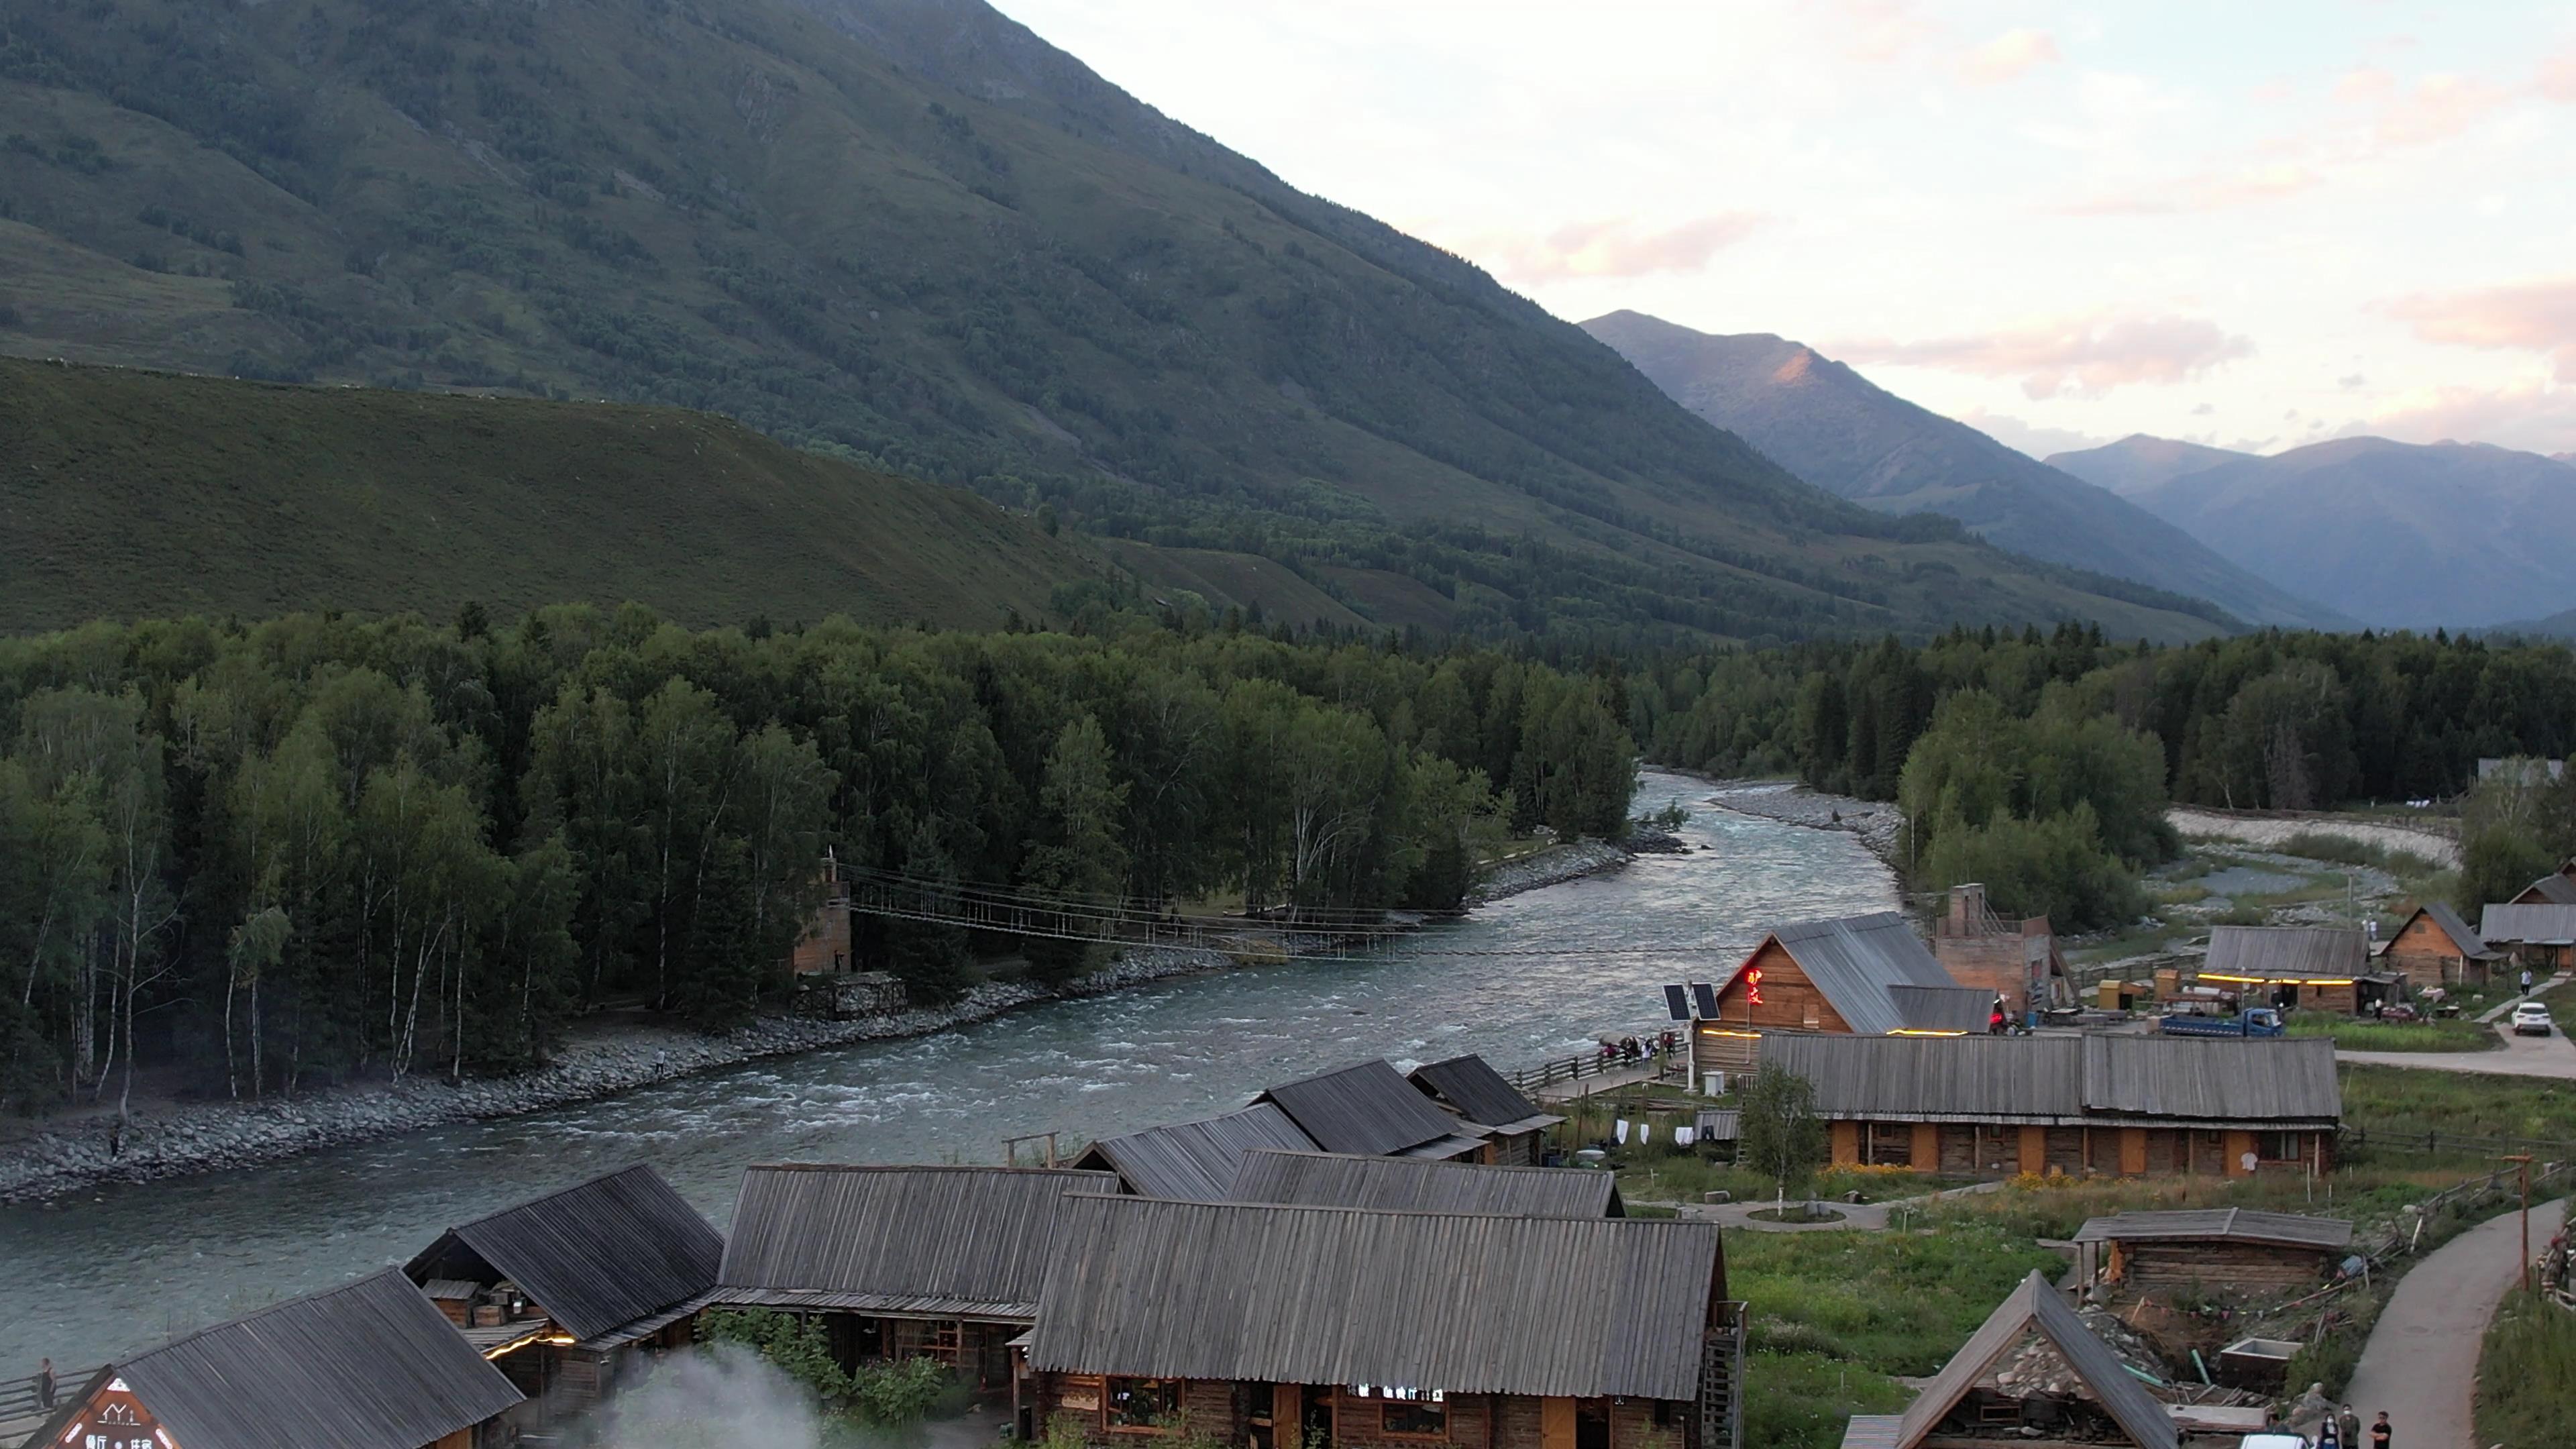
[1303, 1384, 1336, 1449]
[1541, 1398, 1576, 1449]
[1576, 1398, 1611, 1449]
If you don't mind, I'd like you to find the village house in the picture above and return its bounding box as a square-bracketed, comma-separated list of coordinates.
[712, 1163, 1115, 1399]
[1762, 1034, 2342, 1179]
[1406, 1054, 1565, 1165]
[2070, 1209, 2352, 1293]
[1226, 1148, 1625, 1217]
[2376, 902, 2501, 986]
[1022, 1195, 1741, 1449]
[402, 1164, 723, 1428]
[1071, 1104, 1320, 1198]
[2508, 857, 2576, 906]
[2195, 924, 2392, 1013]
[1839, 1271, 2180, 1449]
[1928, 884, 2074, 1018]
[1254, 1060, 1493, 1161]
[33, 1269, 522, 1449]
[1693, 912, 1996, 1075]
[2479, 903, 2576, 974]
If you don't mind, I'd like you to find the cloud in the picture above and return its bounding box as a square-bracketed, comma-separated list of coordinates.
[1477, 213, 1770, 282]
[1829, 313, 2255, 398]
[2334, 66, 2510, 145]
[2056, 160, 2320, 215]
[1835, 0, 1939, 64]
[2338, 378, 2576, 453]
[2381, 276, 2576, 380]
[1954, 408, 2110, 460]
[2544, 49, 2576, 103]
[2192, 402, 2215, 415]
[1962, 29, 2061, 87]
[2340, 373, 2367, 390]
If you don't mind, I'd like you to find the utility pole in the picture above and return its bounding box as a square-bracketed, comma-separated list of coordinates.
[2504, 1154, 2535, 1294]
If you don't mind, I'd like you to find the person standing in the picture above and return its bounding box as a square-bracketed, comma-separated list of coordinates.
[2337, 1405, 2361, 1448]
[2369, 1410, 2392, 1448]
[2522, 966, 2536, 996]
[34, 1357, 54, 1409]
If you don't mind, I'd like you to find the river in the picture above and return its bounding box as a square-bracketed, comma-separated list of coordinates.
[0, 772, 1892, 1375]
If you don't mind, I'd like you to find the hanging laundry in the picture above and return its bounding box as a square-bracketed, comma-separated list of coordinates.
[1614, 1119, 1629, 1144]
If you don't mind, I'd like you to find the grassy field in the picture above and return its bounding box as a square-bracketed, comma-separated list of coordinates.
[2288, 1015, 2499, 1052]
[2476, 1291, 2576, 1449]
[2341, 1063, 2576, 1155]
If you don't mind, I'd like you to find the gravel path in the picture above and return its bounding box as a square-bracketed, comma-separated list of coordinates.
[2167, 808, 2461, 869]
[2342, 1196, 2567, 1449]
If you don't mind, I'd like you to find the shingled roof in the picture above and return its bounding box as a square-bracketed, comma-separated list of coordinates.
[2072, 1208, 2352, 1251]
[2202, 924, 2369, 981]
[1761, 1034, 2341, 1127]
[403, 1164, 723, 1346]
[1407, 1054, 1563, 1134]
[1071, 1104, 1318, 1200]
[39, 1270, 521, 1449]
[1867, 1271, 2178, 1449]
[1227, 1149, 1623, 1218]
[1026, 1196, 1721, 1399]
[1735, 914, 1990, 1035]
[718, 1165, 1116, 1320]
[1254, 1059, 1488, 1157]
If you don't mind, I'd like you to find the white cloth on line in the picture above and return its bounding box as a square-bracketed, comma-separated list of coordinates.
[1615, 1119, 1629, 1144]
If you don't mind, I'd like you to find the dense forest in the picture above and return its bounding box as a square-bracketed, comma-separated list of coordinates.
[0, 606, 1635, 1114]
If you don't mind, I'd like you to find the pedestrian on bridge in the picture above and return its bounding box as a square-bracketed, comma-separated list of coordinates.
[34, 1356, 54, 1409]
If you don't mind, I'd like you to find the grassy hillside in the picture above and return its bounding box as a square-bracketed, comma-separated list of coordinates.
[0, 358, 1111, 631]
[0, 0, 2224, 645]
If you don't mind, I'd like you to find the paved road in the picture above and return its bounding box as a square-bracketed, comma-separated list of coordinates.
[1678, 1179, 2004, 1232]
[2341, 1196, 2567, 1449]
[2340, 977, 2575, 1079]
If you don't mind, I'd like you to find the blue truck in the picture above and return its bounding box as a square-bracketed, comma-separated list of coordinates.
[2155, 1006, 2286, 1038]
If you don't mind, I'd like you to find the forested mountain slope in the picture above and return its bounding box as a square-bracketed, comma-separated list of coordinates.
[0, 0, 2223, 644]
[1581, 311, 2345, 629]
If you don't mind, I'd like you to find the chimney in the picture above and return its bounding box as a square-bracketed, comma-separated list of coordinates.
[1949, 883, 1986, 936]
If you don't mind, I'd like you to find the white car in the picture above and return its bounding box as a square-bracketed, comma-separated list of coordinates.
[2239, 1436, 2308, 1449]
[2512, 1001, 2555, 1036]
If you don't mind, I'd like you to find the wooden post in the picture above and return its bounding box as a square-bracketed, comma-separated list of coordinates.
[2505, 1155, 2534, 1294]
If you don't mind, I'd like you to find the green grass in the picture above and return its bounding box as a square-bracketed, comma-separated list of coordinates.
[1729, 1223, 2066, 1373]
[2273, 830, 2442, 879]
[2476, 1291, 2576, 1449]
[2340, 1063, 2576, 1157]
[1739, 1351, 1908, 1449]
[2287, 1015, 2500, 1052]
[1925, 1166, 2453, 1244]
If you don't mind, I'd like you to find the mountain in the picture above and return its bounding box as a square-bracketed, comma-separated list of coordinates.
[2047, 435, 2251, 496]
[1580, 312, 2344, 629]
[0, 0, 2227, 645]
[2072, 436, 2576, 629]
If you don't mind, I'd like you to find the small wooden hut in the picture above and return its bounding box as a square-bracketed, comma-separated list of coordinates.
[1071, 1104, 1318, 1199]
[32, 1270, 522, 1449]
[2378, 902, 2501, 986]
[2479, 903, 2576, 974]
[1839, 1272, 2178, 1448]
[2508, 859, 2576, 906]
[2197, 926, 2386, 1014]
[1407, 1054, 1564, 1165]
[1226, 1148, 1624, 1217]
[1693, 914, 1994, 1075]
[1254, 1060, 1492, 1161]
[2072, 1210, 2353, 1291]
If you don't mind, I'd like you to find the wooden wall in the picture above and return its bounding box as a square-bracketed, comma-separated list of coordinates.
[1820, 1121, 2334, 1180]
[1709, 940, 1856, 1036]
[1030, 1377, 1677, 1449]
[2117, 1241, 2335, 1289]
[2386, 914, 2484, 985]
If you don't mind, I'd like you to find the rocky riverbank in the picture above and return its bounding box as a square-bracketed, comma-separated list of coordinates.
[1472, 838, 1633, 901]
[1700, 780, 1906, 863]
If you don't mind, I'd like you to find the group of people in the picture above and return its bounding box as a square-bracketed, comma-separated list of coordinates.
[1595, 1031, 1678, 1064]
[2295, 1403, 2394, 1448]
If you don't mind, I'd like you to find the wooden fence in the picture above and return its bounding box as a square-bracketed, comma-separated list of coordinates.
[2341, 1125, 2576, 1161]
[0, 1364, 96, 1426]
[1506, 1050, 1683, 1093]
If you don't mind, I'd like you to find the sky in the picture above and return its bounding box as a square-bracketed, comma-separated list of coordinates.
[992, 0, 2576, 459]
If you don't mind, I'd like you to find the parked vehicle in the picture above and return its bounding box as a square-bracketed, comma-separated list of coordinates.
[2238, 1436, 2307, 1449]
[2512, 1002, 2555, 1036]
[2157, 1006, 2286, 1038]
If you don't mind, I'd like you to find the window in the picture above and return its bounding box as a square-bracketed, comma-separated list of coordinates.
[2259, 1132, 2301, 1162]
[1106, 1378, 1184, 1432]
[1371, 1389, 1447, 1438]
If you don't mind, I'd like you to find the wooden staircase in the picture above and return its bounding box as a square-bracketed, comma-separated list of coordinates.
[1699, 1303, 1746, 1449]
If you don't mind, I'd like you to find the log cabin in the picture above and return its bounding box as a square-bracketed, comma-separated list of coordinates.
[1761, 1034, 2342, 1181]
[1693, 913, 1995, 1075]
[1071, 1104, 1320, 1199]
[712, 1163, 1116, 1399]
[1022, 1195, 1741, 1449]
[2377, 902, 2500, 986]
[31, 1270, 521, 1449]
[2071, 1210, 2352, 1293]
[1254, 1060, 1493, 1161]
[1929, 885, 2074, 1017]
[1406, 1055, 1565, 1165]
[2196, 925, 2382, 1013]
[1839, 1272, 2179, 1449]
[1225, 1148, 1624, 1217]
[2479, 903, 2576, 975]
[402, 1164, 722, 1428]
[2508, 859, 2576, 906]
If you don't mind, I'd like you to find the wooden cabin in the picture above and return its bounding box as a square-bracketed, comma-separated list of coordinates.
[1254, 1060, 1493, 1161]
[1071, 1104, 1319, 1198]
[32, 1270, 521, 1449]
[2378, 902, 2501, 985]
[1226, 1148, 1625, 1218]
[1694, 913, 1994, 1075]
[714, 1163, 1116, 1399]
[2508, 859, 2576, 906]
[1930, 884, 2074, 1016]
[1762, 1034, 2342, 1181]
[1407, 1055, 1564, 1165]
[1022, 1195, 1739, 1449]
[1840, 1272, 2178, 1449]
[2072, 1210, 2352, 1292]
[2479, 903, 2576, 974]
[403, 1164, 722, 1428]
[2196, 925, 2384, 1013]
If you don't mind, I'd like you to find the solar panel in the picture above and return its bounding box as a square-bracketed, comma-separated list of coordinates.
[1662, 985, 1691, 1021]
[1691, 983, 1719, 1018]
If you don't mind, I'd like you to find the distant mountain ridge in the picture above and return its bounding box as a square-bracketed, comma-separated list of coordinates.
[1580, 312, 2345, 629]
[2052, 435, 2576, 629]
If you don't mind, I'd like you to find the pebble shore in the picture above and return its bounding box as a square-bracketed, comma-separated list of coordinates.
[1701, 780, 1905, 862]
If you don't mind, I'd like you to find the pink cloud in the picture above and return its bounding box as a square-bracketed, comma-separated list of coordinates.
[1479, 213, 1770, 282]
[2338, 379, 2576, 454]
[2382, 277, 2576, 382]
[1961, 28, 2061, 86]
[2057, 160, 2318, 216]
[2542, 49, 2576, 103]
[1828, 313, 2255, 398]
[2336, 67, 2510, 145]
[1835, 0, 1939, 64]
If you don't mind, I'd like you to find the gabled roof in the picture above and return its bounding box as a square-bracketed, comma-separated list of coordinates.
[1734, 913, 1968, 1036]
[40, 1269, 521, 1449]
[2481, 902, 2576, 945]
[1885, 983, 2000, 1033]
[1408, 1053, 1564, 1134]
[1760, 1034, 2341, 1126]
[717, 1165, 1116, 1320]
[1890, 1271, 2177, 1449]
[1071, 1104, 1318, 1200]
[1026, 1196, 1722, 1399]
[2517, 872, 2576, 906]
[2082, 1035, 2341, 1122]
[403, 1164, 723, 1344]
[2202, 925, 2368, 981]
[2072, 1208, 2352, 1251]
[2385, 902, 2500, 960]
[1227, 1149, 1623, 1218]
[1254, 1059, 1483, 1156]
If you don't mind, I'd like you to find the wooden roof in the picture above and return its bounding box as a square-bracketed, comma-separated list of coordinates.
[1071, 1104, 1319, 1200]
[2481, 902, 2576, 945]
[2202, 925, 2367, 980]
[2517, 872, 2576, 906]
[717, 1164, 1116, 1319]
[2385, 902, 2500, 960]
[1254, 1059, 1485, 1156]
[41, 1270, 520, 1449]
[1226, 1149, 1623, 1218]
[1760, 1034, 2341, 1126]
[403, 1164, 723, 1344]
[1408, 1053, 1563, 1134]
[1026, 1196, 1723, 1399]
[2072, 1208, 2353, 1250]
[1729, 913, 1986, 1035]
[1892, 1271, 2178, 1449]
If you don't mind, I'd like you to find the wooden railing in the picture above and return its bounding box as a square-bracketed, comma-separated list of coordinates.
[1507, 1049, 1682, 1093]
[0, 1364, 97, 1424]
